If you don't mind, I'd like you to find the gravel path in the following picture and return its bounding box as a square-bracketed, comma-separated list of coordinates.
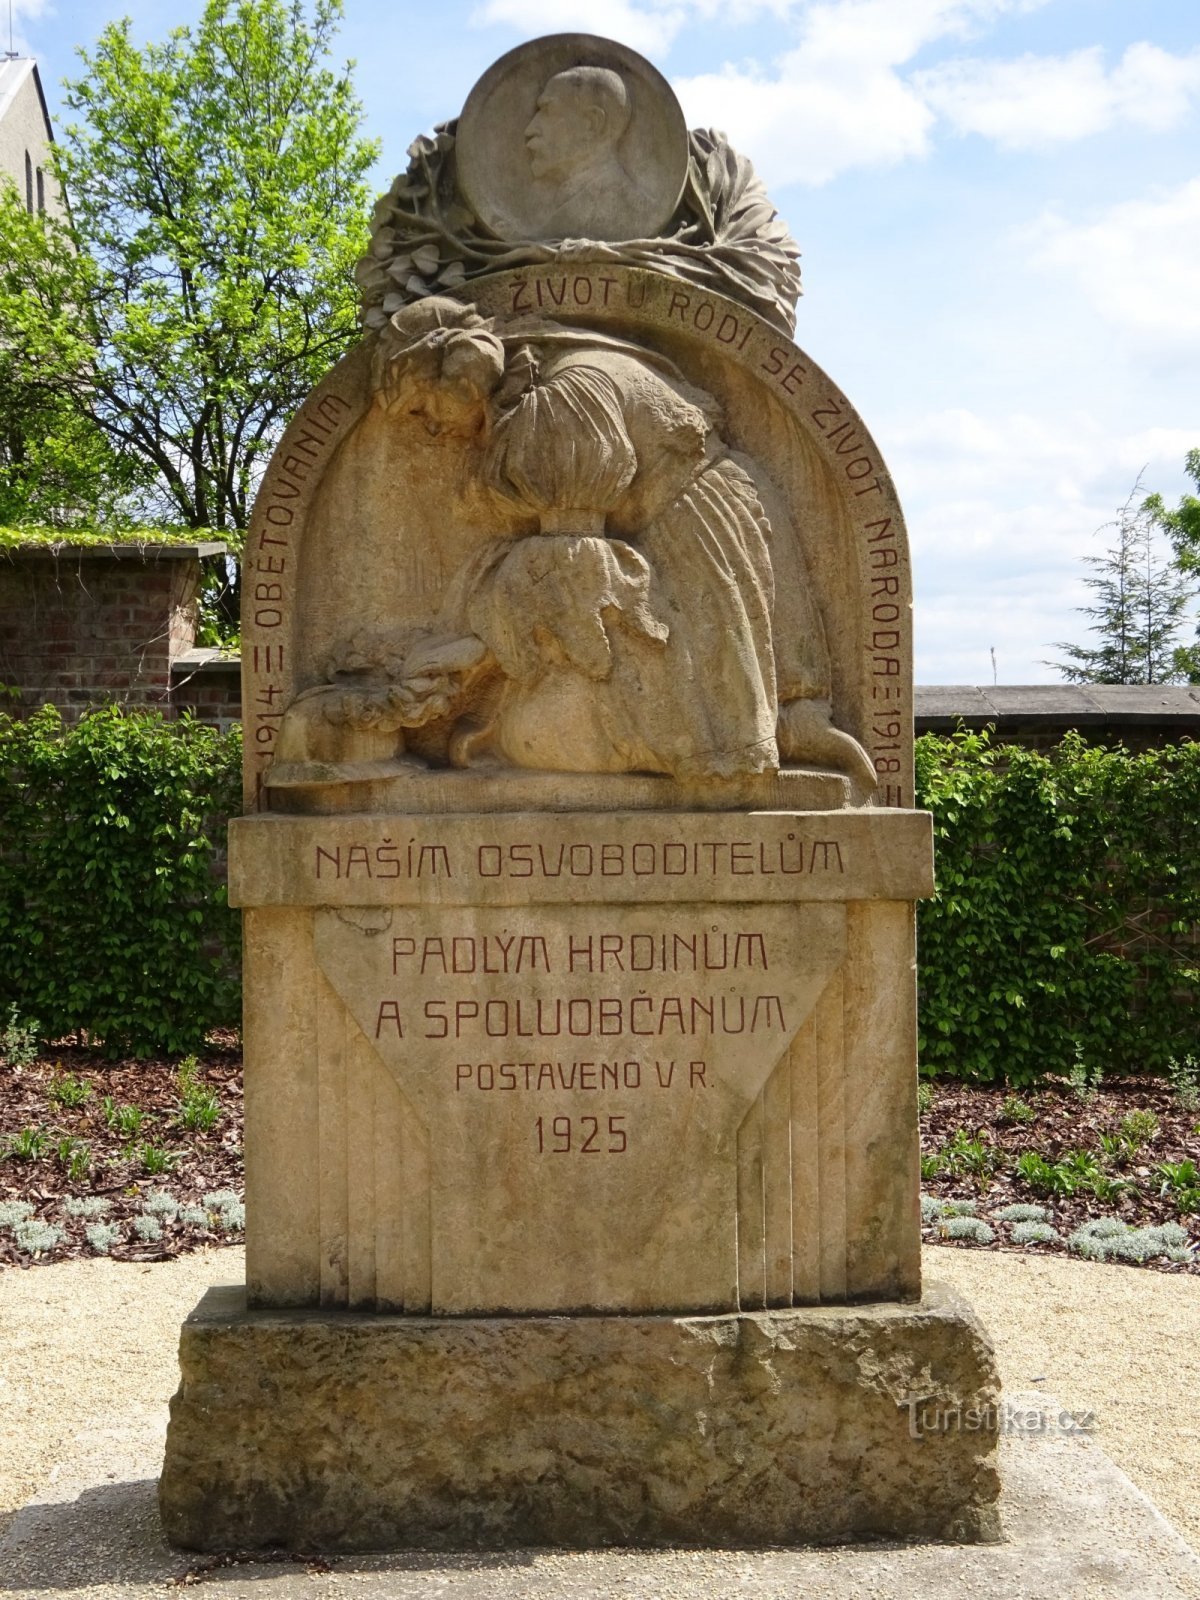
[2, 1243, 1198, 1556]
[931, 1244, 1200, 1552]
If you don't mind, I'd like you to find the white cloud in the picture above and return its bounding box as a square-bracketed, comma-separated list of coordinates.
[470, 0, 688, 57]
[671, 0, 1047, 187]
[886, 407, 1200, 680]
[915, 42, 1200, 149]
[1028, 178, 1200, 351]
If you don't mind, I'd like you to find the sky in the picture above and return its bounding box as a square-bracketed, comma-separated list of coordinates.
[9, 0, 1200, 684]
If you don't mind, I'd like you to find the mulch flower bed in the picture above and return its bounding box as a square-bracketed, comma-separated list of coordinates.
[3, 1039, 1197, 1273]
[921, 1076, 1199, 1272]
[0, 1032, 243, 1268]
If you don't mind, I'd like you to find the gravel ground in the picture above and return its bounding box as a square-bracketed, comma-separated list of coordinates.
[931, 1243, 1200, 1553]
[2, 1242, 1198, 1558]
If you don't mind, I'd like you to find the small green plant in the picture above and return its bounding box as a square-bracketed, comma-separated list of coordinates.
[941, 1216, 995, 1244]
[177, 1084, 221, 1132]
[110, 1103, 146, 1137]
[1119, 1109, 1159, 1149]
[85, 1221, 122, 1254]
[936, 1129, 1003, 1185]
[14, 1219, 63, 1253]
[916, 1081, 934, 1116]
[1066, 1218, 1190, 1264]
[55, 1136, 92, 1182]
[0, 1199, 34, 1227]
[993, 1203, 1049, 1223]
[0, 1005, 39, 1068]
[1157, 1160, 1200, 1215]
[132, 1215, 163, 1242]
[65, 1196, 111, 1218]
[203, 1189, 245, 1232]
[47, 1068, 91, 1109]
[6, 1125, 48, 1161]
[940, 1198, 979, 1217]
[1167, 1054, 1200, 1112]
[175, 1053, 200, 1092]
[1011, 1221, 1060, 1246]
[920, 1153, 944, 1180]
[1067, 1050, 1101, 1103]
[138, 1141, 177, 1176]
[999, 1095, 1035, 1125]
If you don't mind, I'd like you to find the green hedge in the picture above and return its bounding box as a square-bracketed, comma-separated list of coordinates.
[916, 730, 1200, 1084]
[2, 707, 1197, 1078]
[0, 705, 241, 1056]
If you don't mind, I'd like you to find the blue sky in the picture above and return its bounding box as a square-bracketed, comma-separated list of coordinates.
[11, 0, 1200, 683]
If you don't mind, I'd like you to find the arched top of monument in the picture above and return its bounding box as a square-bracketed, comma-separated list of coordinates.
[241, 268, 913, 817]
[356, 33, 802, 337]
[456, 34, 689, 244]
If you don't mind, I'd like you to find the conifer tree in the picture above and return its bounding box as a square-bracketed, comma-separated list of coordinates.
[1049, 476, 1194, 685]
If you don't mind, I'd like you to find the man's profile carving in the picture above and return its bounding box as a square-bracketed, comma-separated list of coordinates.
[523, 67, 653, 240]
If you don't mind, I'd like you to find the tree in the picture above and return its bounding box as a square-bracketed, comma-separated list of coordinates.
[0, 185, 147, 526]
[1144, 449, 1200, 681]
[1048, 475, 1195, 685]
[0, 0, 376, 553]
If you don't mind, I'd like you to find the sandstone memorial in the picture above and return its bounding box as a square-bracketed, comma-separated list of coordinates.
[159, 34, 1002, 1550]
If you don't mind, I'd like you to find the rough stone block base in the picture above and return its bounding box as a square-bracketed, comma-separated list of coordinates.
[159, 1282, 1001, 1552]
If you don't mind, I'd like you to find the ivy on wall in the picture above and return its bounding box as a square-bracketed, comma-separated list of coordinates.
[916, 730, 1200, 1084]
[0, 705, 241, 1056]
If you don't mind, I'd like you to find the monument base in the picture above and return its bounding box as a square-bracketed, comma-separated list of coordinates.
[159, 1282, 1001, 1552]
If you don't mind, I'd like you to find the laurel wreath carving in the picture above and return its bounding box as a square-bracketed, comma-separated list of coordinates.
[356, 124, 802, 336]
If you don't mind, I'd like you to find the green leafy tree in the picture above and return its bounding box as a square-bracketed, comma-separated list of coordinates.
[0, 185, 147, 526]
[0, 0, 376, 621]
[1049, 476, 1194, 684]
[1144, 449, 1200, 681]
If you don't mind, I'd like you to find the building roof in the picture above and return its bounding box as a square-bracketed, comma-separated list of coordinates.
[0, 57, 54, 143]
[915, 684, 1200, 733]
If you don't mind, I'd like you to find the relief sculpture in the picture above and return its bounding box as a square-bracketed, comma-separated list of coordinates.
[275, 297, 875, 792]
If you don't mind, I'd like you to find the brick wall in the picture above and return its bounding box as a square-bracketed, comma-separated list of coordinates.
[169, 651, 242, 731]
[0, 542, 227, 720]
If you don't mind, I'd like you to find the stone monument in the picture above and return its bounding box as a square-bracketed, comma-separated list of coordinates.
[160, 33, 1001, 1550]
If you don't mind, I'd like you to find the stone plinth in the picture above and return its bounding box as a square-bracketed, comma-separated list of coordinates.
[159, 1281, 1002, 1552]
[229, 807, 932, 1316]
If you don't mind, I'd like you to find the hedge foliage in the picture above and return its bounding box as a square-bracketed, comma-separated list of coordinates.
[916, 730, 1200, 1084]
[2, 707, 1198, 1079]
[0, 705, 241, 1056]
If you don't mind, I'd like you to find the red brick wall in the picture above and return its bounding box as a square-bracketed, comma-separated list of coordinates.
[0, 547, 202, 719]
[169, 657, 242, 731]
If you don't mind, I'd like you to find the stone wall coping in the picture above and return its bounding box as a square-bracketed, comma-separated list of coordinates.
[916, 684, 1200, 730]
[172, 648, 241, 676]
[1, 540, 228, 562]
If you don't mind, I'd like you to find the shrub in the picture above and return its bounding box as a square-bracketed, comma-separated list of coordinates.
[916, 731, 1200, 1084]
[0, 705, 241, 1055]
[941, 1216, 995, 1244]
[993, 1203, 1049, 1223]
[1010, 1221, 1059, 1245]
[14, 1219, 63, 1253]
[85, 1221, 122, 1253]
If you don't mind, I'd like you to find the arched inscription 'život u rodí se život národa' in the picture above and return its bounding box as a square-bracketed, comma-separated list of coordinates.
[241, 264, 912, 818]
